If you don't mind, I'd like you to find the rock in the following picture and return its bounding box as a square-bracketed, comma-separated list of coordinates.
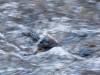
[38, 47, 70, 56]
[23, 47, 74, 67]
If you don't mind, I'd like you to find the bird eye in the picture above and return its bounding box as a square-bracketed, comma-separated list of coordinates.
[40, 41, 43, 44]
[38, 48, 44, 51]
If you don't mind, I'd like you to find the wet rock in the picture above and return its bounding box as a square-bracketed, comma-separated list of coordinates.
[24, 47, 74, 64]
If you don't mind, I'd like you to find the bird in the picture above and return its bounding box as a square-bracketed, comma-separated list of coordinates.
[22, 31, 60, 54]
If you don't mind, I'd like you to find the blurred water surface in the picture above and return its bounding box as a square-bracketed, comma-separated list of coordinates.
[0, 0, 100, 75]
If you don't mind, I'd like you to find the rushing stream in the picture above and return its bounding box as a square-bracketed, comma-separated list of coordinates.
[0, 0, 100, 75]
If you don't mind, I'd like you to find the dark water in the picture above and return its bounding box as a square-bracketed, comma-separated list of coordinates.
[0, 0, 100, 75]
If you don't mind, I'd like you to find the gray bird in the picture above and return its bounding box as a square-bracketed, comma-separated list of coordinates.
[22, 31, 60, 54]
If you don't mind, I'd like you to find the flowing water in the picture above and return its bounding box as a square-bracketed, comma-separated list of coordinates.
[0, 0, 100, 75]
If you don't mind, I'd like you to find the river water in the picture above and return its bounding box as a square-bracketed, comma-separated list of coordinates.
[0, 0, 100, 75]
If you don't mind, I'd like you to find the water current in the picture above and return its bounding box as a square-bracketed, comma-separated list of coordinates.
[0, 0, 100, 75]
